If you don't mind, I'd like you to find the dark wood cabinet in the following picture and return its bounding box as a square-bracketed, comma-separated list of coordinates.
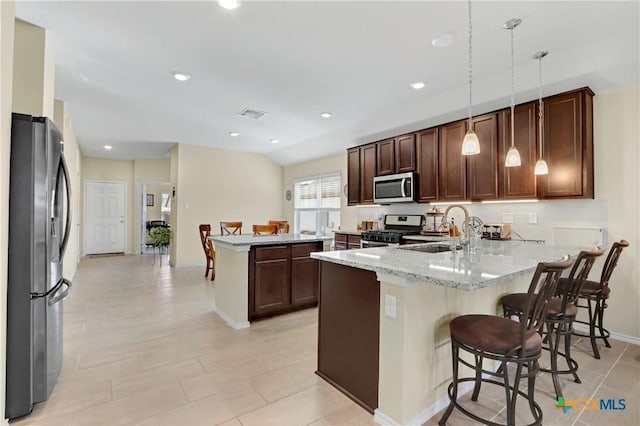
[376, 139, 395, 176]
[360, 144, 377, 204]
[347, 148, 360, 205]
[467, 113, 499, 200]
[395, 134, 416, 173]
[439, 120, 468, 201]
[334, 233, 361, 250]
[416, 128, 439, 202]
[539, 88, 594, 199]
[498, 102, 538, 199]
[249, 241, 323, 320]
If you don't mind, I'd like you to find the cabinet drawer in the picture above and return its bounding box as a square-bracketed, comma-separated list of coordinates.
[335, 233, 348, 243]
[348, 235, 361, 245]
[254, 245, 288, 262]
[292, 242, 323, 258]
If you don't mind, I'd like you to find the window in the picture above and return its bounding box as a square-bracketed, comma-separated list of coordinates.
[294, 173, 341, 235]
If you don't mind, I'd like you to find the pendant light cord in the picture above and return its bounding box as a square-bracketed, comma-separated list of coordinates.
[468, 0, 473, 130]
[510, 27, 515, 148]
[538, 56, 544, 158]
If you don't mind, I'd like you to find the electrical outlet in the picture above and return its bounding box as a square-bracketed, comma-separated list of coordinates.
[502, 212, 514, 223]
[384, 294, 397, 319]
[529, 212, 538, 224]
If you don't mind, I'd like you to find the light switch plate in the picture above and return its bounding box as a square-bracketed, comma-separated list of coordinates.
[529, 212, 538, 224]
[384, 294, 397, 319]
[502, 212, 514, 223]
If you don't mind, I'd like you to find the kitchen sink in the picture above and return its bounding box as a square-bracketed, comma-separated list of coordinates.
[399, 244, 461, 253]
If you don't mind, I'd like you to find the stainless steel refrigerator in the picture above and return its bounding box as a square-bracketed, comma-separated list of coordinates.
[6, 113, 72, 419]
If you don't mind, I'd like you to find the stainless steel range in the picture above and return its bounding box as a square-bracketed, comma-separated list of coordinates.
[360, 214, 424, 248]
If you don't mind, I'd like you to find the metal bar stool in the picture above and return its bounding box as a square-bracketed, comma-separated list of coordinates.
[571, 240, 628, 359]
[439, 256, 573, 426]
[502, 247, 604, 400]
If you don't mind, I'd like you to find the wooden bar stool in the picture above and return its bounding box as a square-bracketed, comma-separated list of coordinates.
[572, 240, 629, 359]
[268, 220, 290, 234]
[220, 221, 242, 235]
[252, 224, 278, 235]
[502, 247, 604, 400]
[198, 224, 215, 281]
[439, 256, 573, 426]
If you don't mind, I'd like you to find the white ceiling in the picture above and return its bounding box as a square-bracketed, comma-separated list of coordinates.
[15, 1, 640, 165]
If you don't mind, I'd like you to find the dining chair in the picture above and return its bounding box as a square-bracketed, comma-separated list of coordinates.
[220, 221, 242, 235]
[198, 224, 215, 281]
[252, 224, 278, 235]
[268, 220, 290, 234]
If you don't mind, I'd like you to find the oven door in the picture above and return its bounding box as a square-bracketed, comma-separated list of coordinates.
[373, 172, 415, 204]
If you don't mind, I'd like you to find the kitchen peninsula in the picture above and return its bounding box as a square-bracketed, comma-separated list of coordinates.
[209, 234, 331, 329]
[311, 240, 589, 425]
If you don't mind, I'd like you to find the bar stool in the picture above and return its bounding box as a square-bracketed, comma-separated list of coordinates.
[502, 247, 604, 399]
[439, 256, 573, 426]
[220, 221, 242, 235]
[252, 224, 278, 235]
[571, 240, 629, 359]
[198, 224, 215, 281]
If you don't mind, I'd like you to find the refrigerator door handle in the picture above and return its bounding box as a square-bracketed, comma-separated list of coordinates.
[31, 277, 64, 300]
[48, 278, 71, 306]
[58, 154, 72, 257]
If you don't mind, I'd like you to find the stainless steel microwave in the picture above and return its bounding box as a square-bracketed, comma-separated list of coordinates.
[373, 172, 415, 203]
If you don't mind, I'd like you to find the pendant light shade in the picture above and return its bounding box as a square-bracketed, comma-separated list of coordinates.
[533, 50, 549, 176]
[504, 18, 521, 167]
[462, 0, 480, 156]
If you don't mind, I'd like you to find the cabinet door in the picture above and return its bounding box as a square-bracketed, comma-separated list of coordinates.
[251, 247, 290, 318]
[439, 120, 468, 201]
[376, 139, 395, 176]
[347, 235, 361, 249]
[499, 103, 538, 199]
[395, 134, 416, 173]
[416, 128, 439, 202]
[347, 148, 361, 205]
[467, 113, 499, 200]
[539, 89, 594, 198]
[291, 257, 319, 307]
[360, 144, 377, 204]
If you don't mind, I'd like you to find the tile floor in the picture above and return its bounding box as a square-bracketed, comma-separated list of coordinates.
[9, 254, 640, 426]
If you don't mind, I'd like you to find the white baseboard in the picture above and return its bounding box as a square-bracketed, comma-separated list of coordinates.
[212, 304, 250, 330]
[572, 322, 640, 345]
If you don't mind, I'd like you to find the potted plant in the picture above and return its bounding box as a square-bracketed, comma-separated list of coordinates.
[149, 226, 171, 248]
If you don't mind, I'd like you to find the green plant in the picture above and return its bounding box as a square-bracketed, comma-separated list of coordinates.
[149, 227, 171, 246]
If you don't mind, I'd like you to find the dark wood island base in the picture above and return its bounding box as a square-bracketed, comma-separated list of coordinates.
[316, 261, 380, 413]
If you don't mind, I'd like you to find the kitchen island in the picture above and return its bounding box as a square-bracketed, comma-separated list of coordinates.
[311, 240, 588, 425]
[209, 234, 331, 329]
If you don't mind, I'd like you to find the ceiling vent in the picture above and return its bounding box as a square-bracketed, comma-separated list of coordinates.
[238, 108, 267, 120]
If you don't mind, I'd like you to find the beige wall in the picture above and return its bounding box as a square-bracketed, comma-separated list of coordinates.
[593, 82, 640, 339]
[53, 101, 82, 280]
[0, 2, 15, 423]
[171, 143, 283, 266]
[144, 184, 165, 221]
[282, 152, 357, 232]
[12, 19, 53, 117]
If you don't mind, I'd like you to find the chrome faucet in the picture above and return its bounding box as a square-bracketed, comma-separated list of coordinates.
[441, 204, 471, 247]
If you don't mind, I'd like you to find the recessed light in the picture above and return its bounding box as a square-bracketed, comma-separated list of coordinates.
[171, 71, 191, 81]
[229, 132, 240, 137]
[410, 81, 426, 90]
[104, 145, 112, 150]
[219, 0, 240, 10]
[320, 112, 332, 118]
[432, 33, 455, 48]
[270, 139, 279, 144]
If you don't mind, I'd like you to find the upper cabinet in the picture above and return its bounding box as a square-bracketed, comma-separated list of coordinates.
[416, 128, 439, 202]
[360, 144, 377, 204]
[498, 102, 538, 199]
[538, 88, 594, 199]
[439, 120, 467, 201]
[376, 135, 416, 175]
[347, 148, 361, 205]
[467, 113, 499, 200]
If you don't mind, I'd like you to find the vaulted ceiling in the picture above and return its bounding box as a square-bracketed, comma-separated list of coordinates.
[15, 1, 639, 165]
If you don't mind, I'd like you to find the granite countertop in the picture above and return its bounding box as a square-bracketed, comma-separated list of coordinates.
[402, 235, 448, 242]
[311, 240, 586, 291]
[333, 230, 363, 236]
[210, 233, 333, 248]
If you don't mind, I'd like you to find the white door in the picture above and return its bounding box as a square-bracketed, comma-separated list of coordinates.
[85, 181, 126, 254]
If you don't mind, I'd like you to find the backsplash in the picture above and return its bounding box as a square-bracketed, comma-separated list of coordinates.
[356, 199, 609, 245]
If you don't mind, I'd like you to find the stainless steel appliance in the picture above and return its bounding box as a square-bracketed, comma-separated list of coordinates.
[373, 172, 415, 204]
[6, 113, 72, 419]
[481, 223, 512, 240]
[361, 214, 424, 248]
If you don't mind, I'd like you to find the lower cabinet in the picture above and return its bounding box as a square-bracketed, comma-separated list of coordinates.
[333, 233, 361, 250]
[249, 242, 323, 321]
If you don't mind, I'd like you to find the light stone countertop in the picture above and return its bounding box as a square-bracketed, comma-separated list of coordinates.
[210, 233, 332, 250]
[333, 230, 363, 236]
[311, 240, 588, 291]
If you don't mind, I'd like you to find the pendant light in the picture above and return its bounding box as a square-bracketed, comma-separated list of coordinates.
[504, 18, 522, 167]
[461, 0, 480, 155]
[533, 51, 549, 175]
